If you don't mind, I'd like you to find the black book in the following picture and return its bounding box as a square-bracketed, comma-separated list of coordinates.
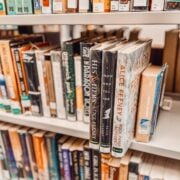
[92, 149, 101, 180]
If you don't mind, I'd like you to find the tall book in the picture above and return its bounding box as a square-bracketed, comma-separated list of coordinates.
[6, 0, 16, 14]
[18, 127, 33, 180]
[45, 132, 60, 180]
[163, 29, 179, 92]
[0, 124, 18, 179]
[44, 53, 57, 117]
[175, 33, 180, 93]
[80, 42, 94, 123]
[61, 137, 77, 180]
[25, 129, 39, 179]
[112, 40, 152, 157]
[0, 0, 6, 15]
[62, 40, 80, 121]
[32, 131, 49, 180]
[92, 149, 101, 180]
[8, 126, 25, 179]
[35, 45, 57, 117]
[108, 157, 121, 180]
[74, 55, 84, 122]
[51, 50, 66, 119]
[57, 135, 69, 179]
[93, 0, 110, 12]
[135, 64, 168, 143]
[101, 154, 111, 180]
[89, 41, 117, 150]
[41, 0, 52, 14]
[83, 141, 93, 180]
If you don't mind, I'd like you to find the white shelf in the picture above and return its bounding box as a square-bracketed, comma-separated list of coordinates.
[0, 112, 89, 139]
[0, 100, 179, 160]
[131, 100, 180, 160]
[0, 12, 180, 25]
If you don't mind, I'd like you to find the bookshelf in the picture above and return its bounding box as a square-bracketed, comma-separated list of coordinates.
[0, 100, 179, 160]
[0, 12, 179, 25]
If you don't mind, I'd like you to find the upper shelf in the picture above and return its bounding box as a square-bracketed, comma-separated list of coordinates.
[0, 12, 180, 25]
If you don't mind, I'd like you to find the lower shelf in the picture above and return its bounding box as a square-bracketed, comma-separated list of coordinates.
[0, 100, 179, 160]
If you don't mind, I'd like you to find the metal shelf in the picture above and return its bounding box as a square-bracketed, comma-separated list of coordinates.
[0, 12, 180, 25]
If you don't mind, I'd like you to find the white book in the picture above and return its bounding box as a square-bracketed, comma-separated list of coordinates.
[112, 40, 151, 158]
[51, 50, 66, 119]
[151, 0, 164, 11]
[74, 55, 84, 122]
[41, 0, 52, 14]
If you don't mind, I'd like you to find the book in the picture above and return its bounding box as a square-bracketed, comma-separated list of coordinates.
[93, 0, 110, 12]
[74, 55, 84, 122]
[79, 0, 92, 12]
[15, 0, 23, 14]
[41, 0, 52, 14]
[174, 33, 180, 93]
[92, 149, 101, 180]
[131, 0, 149, 11]
[51, 50, 66, 119]
[108, 157, 121, 180]
[119, 0, 130, 12]
[62, 40, 80, 121]
[164, 0, 180, 10]
[61, 137, 77, 180]
[83, 141, 93, 180]
[89, 41, 117, 150]
[135, 64, 168, 143]
[26, 129, 39, 179]
[101, 153, 111, 180]
[80, 42, 94, 123]
[163, 29, 179, 92]
[8, 126, 25, 179]
[67, 0, 78, 12]
[44, 53, 57, 117]
[0, 124, 18, 179]
[151, 0, 165, 11]
[45, 132, 60, 180]
[35, 45, 57, 117]
[32, 130, 49, 180]
[0, 0, 6, 15]
[23, 0, 34, 14]
[57, 135, 69, 179]
[110, 0, 119, 12]
[33, 0, 41, 14]
[112, 40, 152, 157]
[18, 127, 33, 179]
[6, 0, 16, 15]
[53, 0, 63, 13]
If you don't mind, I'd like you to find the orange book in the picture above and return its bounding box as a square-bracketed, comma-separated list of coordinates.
[0, 0, 6, 15]
[101, 154, 111, 180]
[93, 0, 110, 12]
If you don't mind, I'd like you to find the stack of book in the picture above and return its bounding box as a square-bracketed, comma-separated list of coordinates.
[0, 121, 180, 180]
[0, 0, 179, 15]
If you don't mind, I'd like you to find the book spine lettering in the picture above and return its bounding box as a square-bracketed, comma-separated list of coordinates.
[6, 0, 16, 14]
[23, 0, 33, 14]
[83, 147, 92, 180]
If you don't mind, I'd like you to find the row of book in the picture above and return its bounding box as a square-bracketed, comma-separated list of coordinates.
[0, 121, 180, 180]
[0, 0, 179, 15]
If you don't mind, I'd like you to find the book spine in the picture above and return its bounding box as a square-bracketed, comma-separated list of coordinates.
[41, 0, 52, 14]
[93, 0, 104, 12]
[67, 0, 78, 12]
[1, 130, 18, 179]
[36, 51, 51, 117]
[6, 0, 16, 14]
[44, 55, 57, 117]
[23, 53, 43, 116]
[78, 151, 84, 180]
[80, 43, 94, 123]
[100, 51, 117, 153]
[45, 136, 59, 179]
[15, 0, 23, 14]
[58, 142, 64, 179]
[0, 0, 6, 15]
[109, 165, 120, 180]
[25, 132, 38, 179]
[33, 0, 41, 14]
[72, 150, 79, 180]
[51, 51, 66, 119]
[119, 163, 129, 180]
[22, 0, 34, 14]
[89, 49, 102, 149]
[78, 0, 91, 12]
[53, 0, 63, 13]
[83, 147, 92, 180]
[131, 0, 149, 11]
[62, 149, 71, 180]
[128, 162, 139, 179]
[119, 0, 130, 12]
[92, 150, 101, 180]
[0, 131, 10, 179]
[62, 43, 76, 121]
[110, 0, 119, 12]
[19, 132, 33, 179]
[101, 154, 111, 180]
[151, 0, 164, 11]
[74, 56, 84, 122]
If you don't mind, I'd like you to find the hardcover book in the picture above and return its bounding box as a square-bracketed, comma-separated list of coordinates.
[151, 0, 165, 11]
[92, 149, 101, 180]
[67, 0, 78, 12]
[79, 0, 92, 12]
[41, 0, 52, 14]
[0, 0, 6, 15]
[164, 0, 180, 10]
[110, 0, 119, 11]
[112, 40, 152, 157]
[15, 0, 23, 14]
[6, 0, 16, 15]
[93, 0, 110, 12]
[53, 0, 63, 13]
[33, 0, 41, 14]
[101, 153, 111, 180]
[23, 0, 34, 14]
[119, 0, 130, 11]
[131, 0, 149, 11]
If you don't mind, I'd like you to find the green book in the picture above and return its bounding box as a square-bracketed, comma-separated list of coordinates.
[6, 0, 16, 15]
